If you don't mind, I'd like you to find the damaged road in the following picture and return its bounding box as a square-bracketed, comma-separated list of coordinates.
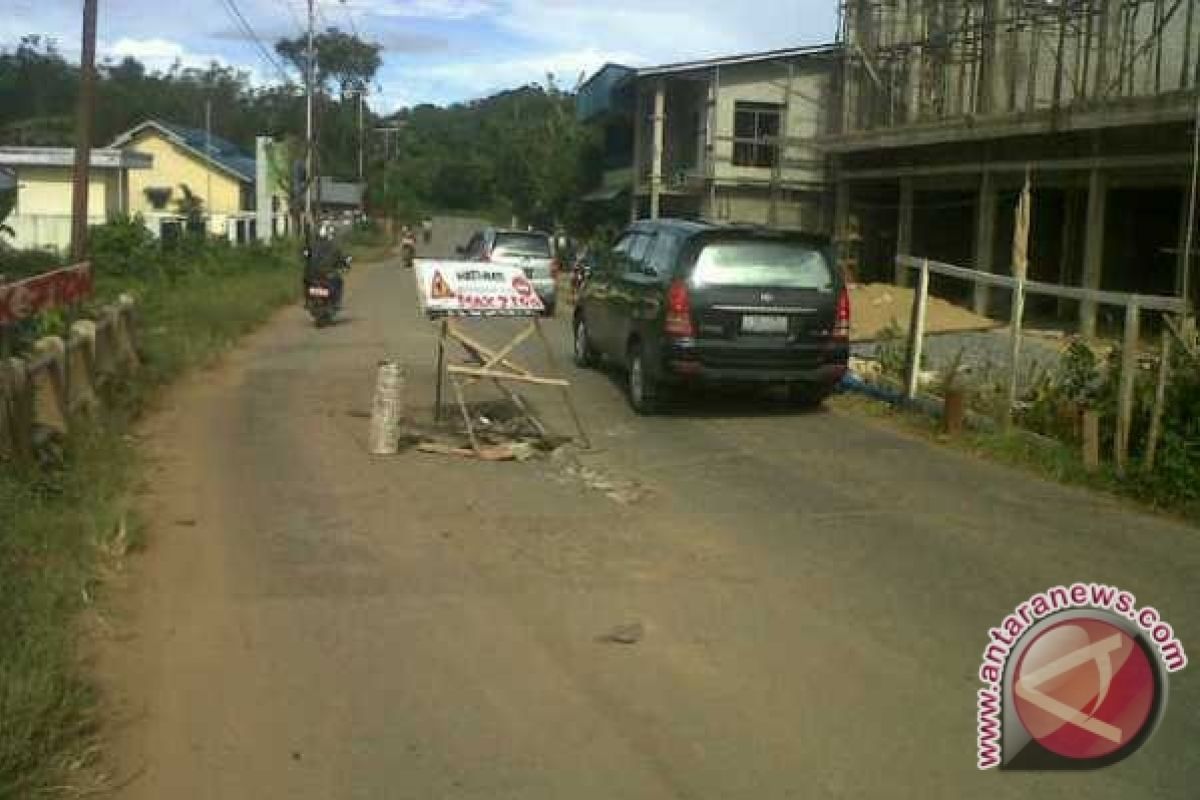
[99, 253, 1200, 799]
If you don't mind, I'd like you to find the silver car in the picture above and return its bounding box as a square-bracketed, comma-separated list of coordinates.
[459, 228, 559, 315]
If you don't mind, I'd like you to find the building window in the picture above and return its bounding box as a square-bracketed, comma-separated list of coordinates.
[732, 102, 782, 168]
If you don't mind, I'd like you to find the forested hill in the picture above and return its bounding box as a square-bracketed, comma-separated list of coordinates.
[1, 35, 612, 232]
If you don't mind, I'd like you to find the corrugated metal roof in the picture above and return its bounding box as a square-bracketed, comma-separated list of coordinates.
[0, 147, 153, 169]
[110, 120, 256, 183]
[634, 44, 840, 77]
[317, 177, 365, 207]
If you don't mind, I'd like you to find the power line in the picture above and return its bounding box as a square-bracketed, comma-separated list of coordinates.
[217, 0, 292, 84]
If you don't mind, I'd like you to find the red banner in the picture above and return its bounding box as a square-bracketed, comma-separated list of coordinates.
[0, 262, 94, 325]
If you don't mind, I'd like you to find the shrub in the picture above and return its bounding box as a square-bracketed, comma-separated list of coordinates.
[86, 215, 157, 279]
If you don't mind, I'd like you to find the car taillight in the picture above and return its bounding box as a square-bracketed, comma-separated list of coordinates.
[833, 286, 851, 340]
[665, 279, 695, 338]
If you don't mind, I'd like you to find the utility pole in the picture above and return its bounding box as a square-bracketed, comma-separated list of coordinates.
[69, 0, 99, 261]
[358, 90, 365, 181]
[205, 99, 213, 233]
[304, 0, 316, 236]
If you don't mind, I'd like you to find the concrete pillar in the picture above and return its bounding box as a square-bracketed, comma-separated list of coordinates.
[834, 175, 852, 278]
[973, 171, 997, 314]
[1176, 186, 1195, 301]
[896, 177, 914, 286]
[907, 45, 923, 123]
[1058, 190, 1081, 318]
[630, 91, 643, 223]
[255, 136, 273, 243]
[650, 79, 666, 220]
[1080, 168, 1107, 337]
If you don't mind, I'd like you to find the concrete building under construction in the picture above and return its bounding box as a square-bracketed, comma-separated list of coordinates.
[832, 0, 1199, 334]
[578, 0, 1199, 334]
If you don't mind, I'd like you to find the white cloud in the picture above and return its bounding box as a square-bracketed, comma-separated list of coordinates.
[415, 46, 641, 97]
[103, 37, 211, 70]
[351, 0, 492, 20]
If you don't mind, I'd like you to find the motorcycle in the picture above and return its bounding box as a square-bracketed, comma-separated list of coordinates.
[400, 237, 417, 269]
[304, 255, 352, 328]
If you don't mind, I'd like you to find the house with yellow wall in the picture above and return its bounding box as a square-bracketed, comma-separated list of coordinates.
[0, 146, 152, 252]
[110, 120, 284, 242]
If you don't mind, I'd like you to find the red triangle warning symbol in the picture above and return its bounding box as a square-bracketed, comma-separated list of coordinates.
[430, 271, 455, 300]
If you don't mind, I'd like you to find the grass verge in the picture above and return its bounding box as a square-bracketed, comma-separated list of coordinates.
[831, 392, 1200, 525]
[0, 243, 299, 797]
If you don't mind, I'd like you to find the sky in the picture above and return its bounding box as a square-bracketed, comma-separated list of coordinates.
[2, 0, 839, 112]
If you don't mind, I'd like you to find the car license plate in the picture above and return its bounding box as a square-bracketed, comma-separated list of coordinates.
[741, 314, 788, 335]
[308, 286, 330, 298]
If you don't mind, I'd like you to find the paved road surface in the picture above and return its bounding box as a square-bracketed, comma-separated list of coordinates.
[102, 243, 1199, 799]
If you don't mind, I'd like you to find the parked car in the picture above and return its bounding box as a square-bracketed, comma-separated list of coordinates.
[458, 228, 560, 315]
[572, 219, 849, 414]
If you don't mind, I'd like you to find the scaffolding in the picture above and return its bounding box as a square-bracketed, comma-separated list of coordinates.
[838, 0, 1200, 133]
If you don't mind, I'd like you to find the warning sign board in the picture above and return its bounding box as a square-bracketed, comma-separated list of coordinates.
[416, 260, 546, 318]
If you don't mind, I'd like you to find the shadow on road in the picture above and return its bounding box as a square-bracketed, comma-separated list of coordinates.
[593, 366, 832, 420]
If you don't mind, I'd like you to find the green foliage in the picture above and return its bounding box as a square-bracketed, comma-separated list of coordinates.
[0, 239, 298, 795]
[85, 215, 158, 279]
[368, 83, 602, 233]
[275, 27, 382, 96]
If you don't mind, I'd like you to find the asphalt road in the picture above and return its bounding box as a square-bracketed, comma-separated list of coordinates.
[102, 242, 1200, 799]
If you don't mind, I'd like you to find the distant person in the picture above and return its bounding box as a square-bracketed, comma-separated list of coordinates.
[303, 223, 346, 305]
[400, 225, 417, 269]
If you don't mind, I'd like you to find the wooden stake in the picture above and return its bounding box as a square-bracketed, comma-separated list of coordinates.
[1115, 299, 1141, 473]
[1082, 408, 1101, 472]
[1143, 328, 1171, 472]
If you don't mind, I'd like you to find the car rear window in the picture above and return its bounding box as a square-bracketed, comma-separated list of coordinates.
[691, 241, 833, 290]
[494, 233, 552, 258]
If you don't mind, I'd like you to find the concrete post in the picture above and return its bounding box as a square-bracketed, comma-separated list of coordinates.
[31, 337, 68, 435]
[1058, 190, 1081, 318]
[650, 79, 666, 220]
[973, 171, 997, 314]
[896, 177, 915, 286]
[1080, 168, 1107, 337]
[256, 136, 273, 243]
[68, 320, 97, 413]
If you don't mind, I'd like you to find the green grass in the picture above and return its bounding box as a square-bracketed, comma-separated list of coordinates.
[832, 393, 1200, 525]
[0, 242, 299, 797]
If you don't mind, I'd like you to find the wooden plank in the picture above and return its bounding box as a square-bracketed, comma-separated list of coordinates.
[446, 366, 570, 388]
[904, 259, 930, 400]
[894, 255, 1189, 313]
[534, 319, 589, 449]
[446, 324, 533, 376]
[1082, 408, 1101, 472]
[1115, 300, 1141, 473]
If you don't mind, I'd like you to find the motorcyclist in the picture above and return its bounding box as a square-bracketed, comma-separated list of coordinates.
[400, 224, 417, 268]
[303, 222, 346, 305]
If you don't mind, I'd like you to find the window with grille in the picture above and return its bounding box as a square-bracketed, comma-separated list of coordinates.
[732, 102, 782, 168]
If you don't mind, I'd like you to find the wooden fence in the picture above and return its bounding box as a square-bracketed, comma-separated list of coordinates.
[895, 254, 1191, 474]
[0, 294, 139, 461]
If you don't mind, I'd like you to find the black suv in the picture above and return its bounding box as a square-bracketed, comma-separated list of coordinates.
[573, 219, 849, 414]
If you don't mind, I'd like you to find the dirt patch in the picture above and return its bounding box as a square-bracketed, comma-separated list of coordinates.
[851, 283, 1000, 342]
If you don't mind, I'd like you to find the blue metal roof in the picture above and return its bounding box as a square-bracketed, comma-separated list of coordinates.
[576, 63, 636, 122]
[112, 120, 256, 184]
[155, 120, 256, 183]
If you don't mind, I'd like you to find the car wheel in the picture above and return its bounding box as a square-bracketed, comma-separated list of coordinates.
[627, 342, 660, 415]
[787, 383, 833, 408]
[573, 315, 599, 368]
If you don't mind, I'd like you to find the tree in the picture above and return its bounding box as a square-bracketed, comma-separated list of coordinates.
[275, 28, 381, 98]
[175, 184, 205, 228]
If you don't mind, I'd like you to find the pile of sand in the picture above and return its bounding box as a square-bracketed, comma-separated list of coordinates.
[850, 283, 1001, 343]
